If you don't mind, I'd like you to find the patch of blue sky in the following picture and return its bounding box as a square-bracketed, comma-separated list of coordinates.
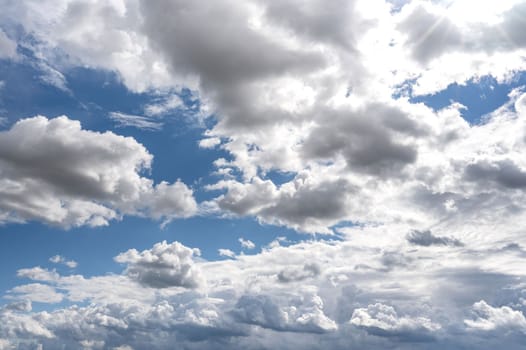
[409, 72, 526, 124]
[0, 214, 308, 299]
[261, 170, 297, 187]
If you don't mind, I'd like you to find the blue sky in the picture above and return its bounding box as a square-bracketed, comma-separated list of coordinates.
[2, 1, 526, 349]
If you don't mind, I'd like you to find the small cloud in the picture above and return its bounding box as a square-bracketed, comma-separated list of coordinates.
[238, 238, 255, 250]
[199, 137, 221, 149]
[115, 240, 203, 289]
[49, 255, 78, 268]
[109, 112, 163, 131]
[144, 94, 184, 117]
[218, 248, 235, 258]
[35, 62, 70, 93]
[406, 230, 463, 247]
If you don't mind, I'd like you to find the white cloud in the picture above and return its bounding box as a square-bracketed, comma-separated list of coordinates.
[231, 292, 337, 333]
[0, 116, 197, 227]
[115, 241, 204, 289]
[2, 232, 526, 348]
[143, 94, 184, 117]
[49, 255, 77, 269]
[109, 112, 163, 131]
[350, 303, 441, 338]
[465, 300, 526, 333]
[218, 249, 235, 258]
[17, 267, 59, 282]
[7, 284, 63, 304]
[238, 238, 255, 250]
[0, 339, 12, 350]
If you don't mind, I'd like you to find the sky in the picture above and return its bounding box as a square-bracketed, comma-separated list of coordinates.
[1, 0, 526, 349]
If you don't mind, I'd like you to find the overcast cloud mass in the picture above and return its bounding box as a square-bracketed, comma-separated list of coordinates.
[1, 0, 526, 349]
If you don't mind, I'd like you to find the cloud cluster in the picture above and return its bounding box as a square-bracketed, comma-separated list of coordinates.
[3, 0, 526, 234]
[2, 0, 526, 348]
[2, 233, 526, 349]
[350, 303, 440, 340]
[0, 116, 197, 227]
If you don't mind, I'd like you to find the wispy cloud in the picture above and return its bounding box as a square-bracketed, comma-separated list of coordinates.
[109, 111, 163, 131]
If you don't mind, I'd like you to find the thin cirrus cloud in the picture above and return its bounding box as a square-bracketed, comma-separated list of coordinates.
[1, 0, 526, 349]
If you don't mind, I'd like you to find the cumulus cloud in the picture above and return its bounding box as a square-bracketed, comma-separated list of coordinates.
[350, 303, 440, 340]
[6, 0, 526, 235]
[231, 293, 337, 333]
[465, 301, 526, 333]
[2, 232, 526, 348]
[115, 241, 203, 289]
[0, 116, 197, 227]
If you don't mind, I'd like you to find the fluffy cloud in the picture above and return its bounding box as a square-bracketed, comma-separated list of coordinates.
[232, 292, 337, 333]
[350, 303, 440, 340]
[0, 116, 197, 227]
[115, 240, 204, 289]
[465, 301, 526, 333]
[238, 238, 255, 250]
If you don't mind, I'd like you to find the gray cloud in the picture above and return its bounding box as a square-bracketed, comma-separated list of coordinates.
[397, 3, 462, 64]
[465, 160, 526, 189]
[263, 0, 362, 51]
[302, 104, 422, 177]
[260, 179, 353, 231]
[406, 230, 463, 247]
[277, 263, 321, 283]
